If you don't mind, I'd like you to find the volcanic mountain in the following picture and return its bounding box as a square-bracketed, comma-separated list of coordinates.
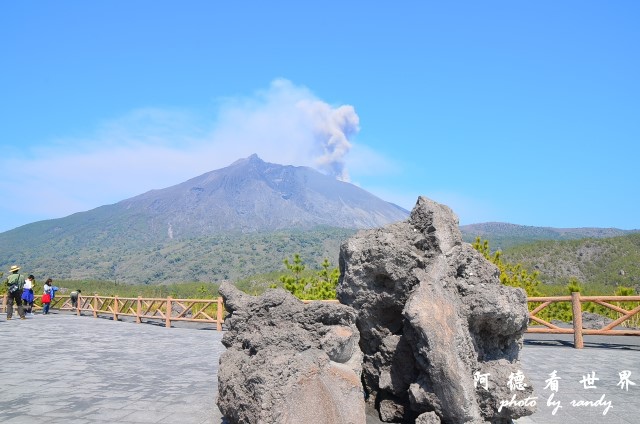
[120, 153, 409, 238]
[0, 155, 408, 283]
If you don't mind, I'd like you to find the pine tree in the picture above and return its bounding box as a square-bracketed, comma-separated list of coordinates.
[472, 237, 541, 297]
[278, 254, 339, 300]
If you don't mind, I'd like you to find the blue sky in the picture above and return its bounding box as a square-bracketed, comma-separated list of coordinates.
[1, 1, 638, 233]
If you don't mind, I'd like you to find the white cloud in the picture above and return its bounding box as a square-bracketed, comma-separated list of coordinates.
[0, 79, 375, 231]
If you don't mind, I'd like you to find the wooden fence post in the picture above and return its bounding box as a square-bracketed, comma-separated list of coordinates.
[93, 295, 98, 318]
[113, 296, 119, 322]
[217, 297, 223, 331]
[76, 295, 81, 316]
[136, 296, 142, 324]
[571, 292, 584, 349]
[2, 294, 6, 313]
[166, 297, 172, 328]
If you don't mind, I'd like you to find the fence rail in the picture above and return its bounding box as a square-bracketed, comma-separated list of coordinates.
[1, 294, 225, 331]
[4, 292, 640, 348]
[527, 293, 640, 348]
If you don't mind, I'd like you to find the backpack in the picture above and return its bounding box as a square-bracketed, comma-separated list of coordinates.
[7, 274, 21, 293]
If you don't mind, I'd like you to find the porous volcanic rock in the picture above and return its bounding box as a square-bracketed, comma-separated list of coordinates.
[338, 196, 536, 423]
[581, 311, 615, 330]
[217, 282, 365, 423]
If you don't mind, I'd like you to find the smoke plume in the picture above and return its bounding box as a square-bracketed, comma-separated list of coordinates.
[297, 100, 359, 181]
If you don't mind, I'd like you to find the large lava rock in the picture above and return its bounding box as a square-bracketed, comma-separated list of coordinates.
[338, 196, 535, 423]
[217, 282, 365, 423]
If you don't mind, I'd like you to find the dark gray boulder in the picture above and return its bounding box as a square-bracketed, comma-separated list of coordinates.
[338, 196, 536, 423]
[581, 311, 614, 329]
[216, 282, 366, 423]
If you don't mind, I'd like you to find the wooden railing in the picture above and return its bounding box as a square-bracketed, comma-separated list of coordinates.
[5, 292, 639, 347]
[1, 294, 225, 331]
[527, 293, 640, 348]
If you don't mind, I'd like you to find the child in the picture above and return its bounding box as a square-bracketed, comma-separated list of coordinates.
[21, 274, 35, 316]
[42, 279, 53, 314]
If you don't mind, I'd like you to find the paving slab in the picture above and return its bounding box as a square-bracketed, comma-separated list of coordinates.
[2, 312, 638, 423]
[515, 334, 640, 423]
[0, 313, 224, 424]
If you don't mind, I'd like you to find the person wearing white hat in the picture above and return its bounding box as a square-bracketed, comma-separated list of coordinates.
[4, 265, 26, 320]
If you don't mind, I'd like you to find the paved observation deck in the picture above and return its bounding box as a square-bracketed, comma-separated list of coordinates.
[0, 313, 225, 424]
[1, 313, 638, 423]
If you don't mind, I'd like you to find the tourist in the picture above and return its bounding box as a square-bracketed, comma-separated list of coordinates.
[4, 265, 26, 320]
[42, 279, 53, 314]
[51, 282, 59, 303]
[70, 289, 81, 309]
[21, 274, 36, 316]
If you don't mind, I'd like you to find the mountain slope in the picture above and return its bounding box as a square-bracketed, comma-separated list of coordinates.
[460, 222, 639, 250]
[120, 153, 408, 237]
[0, 155, 407, 284]
[501, 233, 640, 288]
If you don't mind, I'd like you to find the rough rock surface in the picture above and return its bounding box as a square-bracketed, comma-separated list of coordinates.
[216, 282, 365, 423]
[337, 196, 536, 423]
[581, 311, 615, 329]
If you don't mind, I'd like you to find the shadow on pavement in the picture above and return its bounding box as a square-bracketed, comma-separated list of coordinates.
[524, 333, 640, 351]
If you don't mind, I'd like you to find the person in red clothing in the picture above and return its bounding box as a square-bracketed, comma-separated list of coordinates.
[42, 278, 53, 315]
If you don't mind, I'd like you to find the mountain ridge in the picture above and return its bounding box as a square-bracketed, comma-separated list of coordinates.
[0, 155, 407, 283]
[114, 153, 409, 237]
[460, 222, 639, 250]
[1, 155, 637, 285]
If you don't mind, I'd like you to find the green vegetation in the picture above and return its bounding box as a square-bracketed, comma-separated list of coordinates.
[534, 279, 640, 327]
[461, 223, 637, 250]
[0, 226, 356, 285]
[501, 233, 640, 288]
[525, 280, 640, 328]
[6, 229, 637, 328]
[32, 280, 221, 299]
[473, 237, 639, 327]
[35, 253, 340, 301]
[275, 254, 340, 300]
[472, 237, 542, 296]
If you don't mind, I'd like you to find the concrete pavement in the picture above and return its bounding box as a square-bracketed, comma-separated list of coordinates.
[1, 312, 638, 423]
[515, 334, 639, 424]
[0, 312, 225, 424]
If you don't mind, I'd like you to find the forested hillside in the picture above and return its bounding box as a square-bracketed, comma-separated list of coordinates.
[501, 233, 640, 288]
[460, 222, 638, 250]
[2, 227, 356, 285]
